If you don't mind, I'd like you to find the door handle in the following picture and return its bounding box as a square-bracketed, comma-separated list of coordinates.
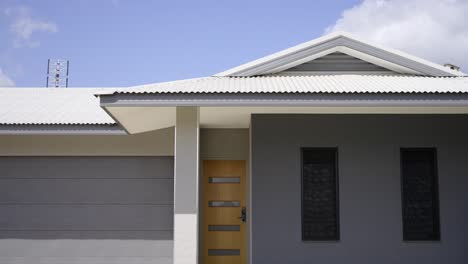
[238, 207, 246, 223]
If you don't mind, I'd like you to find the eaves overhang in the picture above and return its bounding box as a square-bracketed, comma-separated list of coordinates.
[99, 92, 468, 134]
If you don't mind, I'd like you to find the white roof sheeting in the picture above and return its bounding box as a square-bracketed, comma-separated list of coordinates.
[2, 76, 468, 126]
[110, 75, 468, 95]
[0, 88, 116, 125]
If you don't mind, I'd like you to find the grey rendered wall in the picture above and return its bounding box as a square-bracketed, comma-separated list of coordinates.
[0, 156, 174, 264]
[251, 114, 468, 264]
[200, 129, 249, 160]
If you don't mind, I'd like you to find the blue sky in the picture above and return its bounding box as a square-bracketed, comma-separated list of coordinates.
[1, 0, 467, 87]
[0, 0, 361, 87]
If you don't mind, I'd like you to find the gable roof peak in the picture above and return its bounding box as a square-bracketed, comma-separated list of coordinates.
[215, 31, 464, 77]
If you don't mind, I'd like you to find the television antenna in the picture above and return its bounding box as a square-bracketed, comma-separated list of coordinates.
[46, 59, 69, 88]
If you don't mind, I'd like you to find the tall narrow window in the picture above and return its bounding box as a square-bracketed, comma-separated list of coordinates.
[301, 148, 339, 241]
[401, 148, 440, 241]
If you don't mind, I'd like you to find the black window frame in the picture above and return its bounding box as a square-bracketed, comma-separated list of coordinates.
[301, 147, 340, 241]
[400, 148, 441, 241]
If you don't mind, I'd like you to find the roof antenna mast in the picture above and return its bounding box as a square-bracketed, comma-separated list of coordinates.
[46, 59, 69, 88]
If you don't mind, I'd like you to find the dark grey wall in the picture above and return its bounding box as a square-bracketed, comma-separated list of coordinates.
[251, 114, 468, 264]
[0, 156, 174, 264]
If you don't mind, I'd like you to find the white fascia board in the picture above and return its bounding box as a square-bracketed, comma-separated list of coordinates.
[335, 47, 421, 75]
[101, 95, 468, 108]
[341, 33, 464, 76]
[215, 32, 463, 77]
[262, 47, 342, 74]
[265, 46, 422, 75]
[215, 34, 345, 77]
[104, 100, 468, 107]
[339, 36, 463, 76]
[214, 32, 344, 76]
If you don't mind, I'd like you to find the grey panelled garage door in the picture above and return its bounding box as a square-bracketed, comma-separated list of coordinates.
[0, 156, 174, 264]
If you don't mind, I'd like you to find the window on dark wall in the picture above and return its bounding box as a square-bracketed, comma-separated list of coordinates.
[400, 148, 440, 241]
[301, 148, 339, 241]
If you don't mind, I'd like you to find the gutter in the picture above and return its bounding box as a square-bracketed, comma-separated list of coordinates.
[0, 124, 126, 135]
[100, 93, 468, 108]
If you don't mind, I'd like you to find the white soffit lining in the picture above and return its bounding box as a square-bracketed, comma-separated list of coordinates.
[105, 106, 468, 134]
[106, 107, 175, 134]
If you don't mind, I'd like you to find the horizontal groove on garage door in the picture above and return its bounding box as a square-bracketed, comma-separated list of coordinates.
[0, 230, 173, 239]
[0, 157, 174, 179]
[0, 201, 173, 230]
[0, 179, 174, 204]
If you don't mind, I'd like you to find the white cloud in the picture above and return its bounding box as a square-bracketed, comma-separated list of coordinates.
[5, 6, 58, 48]
[326, 0, 468, 71]
[0, 69, 15, 87]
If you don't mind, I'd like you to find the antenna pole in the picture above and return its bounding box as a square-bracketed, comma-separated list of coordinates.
[46, 59, 50, 88]
[46, 59, 69, 88]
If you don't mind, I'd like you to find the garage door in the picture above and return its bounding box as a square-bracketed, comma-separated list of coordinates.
[0, 156, 174, 264]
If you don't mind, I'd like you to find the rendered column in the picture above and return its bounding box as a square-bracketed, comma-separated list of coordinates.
[174, 106, 200, 264]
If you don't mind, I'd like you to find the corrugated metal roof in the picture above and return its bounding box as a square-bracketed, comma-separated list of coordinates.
[111, 75, 468, 94]
[3, 76, 468, 126]
[0, 88, 116, 125]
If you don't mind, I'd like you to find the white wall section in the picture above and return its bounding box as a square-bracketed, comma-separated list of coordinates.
[174, 214, 198, 264]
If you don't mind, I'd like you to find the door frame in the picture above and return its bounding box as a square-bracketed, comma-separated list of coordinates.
[199, 159, 250, 264]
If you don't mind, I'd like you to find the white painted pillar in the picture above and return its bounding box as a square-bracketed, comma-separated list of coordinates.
[174, 106, 199, 264]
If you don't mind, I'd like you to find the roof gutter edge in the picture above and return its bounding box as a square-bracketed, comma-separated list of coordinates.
[100, 93, 468, 107]
[0, 124, 127, 135]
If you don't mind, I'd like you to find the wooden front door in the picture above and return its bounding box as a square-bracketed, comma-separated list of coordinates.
[202, 160, 246, 264]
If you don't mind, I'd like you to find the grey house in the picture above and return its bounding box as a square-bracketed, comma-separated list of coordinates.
[1, 32, 468, 264]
